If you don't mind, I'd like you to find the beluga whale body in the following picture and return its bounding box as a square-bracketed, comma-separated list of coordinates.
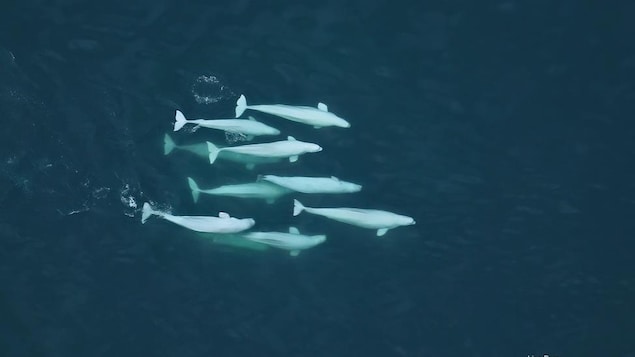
[164, 135, 281, 169]
[141, 202, 255, 234]
[235, 94, 350, 128]
[218, 150, 283, 170]
[187, 177, 291, 204]
[259, 175, 362, 194]
[207, 136, 322, 164]
[292, 200, 415, 237]
[242, 227, 326, 256]
[173, 110, 280, 137]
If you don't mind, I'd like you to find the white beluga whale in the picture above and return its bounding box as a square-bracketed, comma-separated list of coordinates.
[187, 177, 291, 204]
[196, 232, 270, 252]
[259, 175, 362, 194]
[292, 199, 415, 237]
[242, 227, 326, 256]
[173, 110, 280, 137]
[164, 134, 209, 158]
[235, 94, 350, 128]
[219, 150, 283, 170]
[207, 136, 322, 164]
[141, 202, 255, 234]
[164, 135, 282, 169]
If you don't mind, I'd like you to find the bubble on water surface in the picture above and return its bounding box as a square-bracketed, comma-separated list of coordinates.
[191, 74, 235, 105]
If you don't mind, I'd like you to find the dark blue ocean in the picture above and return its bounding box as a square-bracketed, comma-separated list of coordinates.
[1, 1, 634, 356]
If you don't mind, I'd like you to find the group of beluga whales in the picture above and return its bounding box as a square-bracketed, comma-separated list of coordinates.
[142, 95, 416, 256]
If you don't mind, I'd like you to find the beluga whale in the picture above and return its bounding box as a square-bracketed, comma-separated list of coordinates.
[187, 177, 291, 204]
[292, 200, 415, 237]
[165, 135, 282, 169]
[242, 227, 326, 256]
[259, 175, 362, 194]
[141, 202, 255, 234]
[207, 136, 322, 164]
[235, 94, 350, 128]
[173, 110, 280, 137]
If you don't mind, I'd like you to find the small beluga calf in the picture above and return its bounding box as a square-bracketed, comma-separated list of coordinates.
[242, 227, 326, 256]
[141, 202, 255, 234]
[173, 110, 280, 138]
[187, 177, 291, 204]
[292, 199, 415, 237]
[259, 175, 362, 194]
[207, 136, 322, 164]
[235, 94, 350, 129]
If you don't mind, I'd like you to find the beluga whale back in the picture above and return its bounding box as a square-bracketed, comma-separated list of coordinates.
[242, 227, 326, 256]
[173, 110, 280, 137]
[141, 202, 255, 234]
[259, 175, 362, 194]
[165, 135, 282, 169]
[207, 136, 322, 164]
[235, 94, 350, 129]
[187, 177, 291, 204]
[292, 199, 415, 237]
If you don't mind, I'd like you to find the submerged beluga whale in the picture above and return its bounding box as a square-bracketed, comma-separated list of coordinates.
[235, 94, 350, 128]
[164, 134, 209, 157]
[242, 227, 326, 256]
[141, 202, 255, 234]
[292, 200, 415, 237]
[173, 110, 280, 137]
[207, 136, 322, 164]
[187, 177, 291, 204]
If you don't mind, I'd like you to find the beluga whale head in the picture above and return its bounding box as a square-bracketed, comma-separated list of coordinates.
[244, 218, 256, 228]
[335, 117, 351, 128]
[308, 144, 323, 153]
[344, 182, 362, 192]
[398, 215, 416, 226]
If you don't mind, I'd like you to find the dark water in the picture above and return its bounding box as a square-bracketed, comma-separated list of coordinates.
[1, 1, 634, 356]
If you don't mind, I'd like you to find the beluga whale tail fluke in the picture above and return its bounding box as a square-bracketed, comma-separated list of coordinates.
[293, 199, 305, 216]
[187, 177, 201, 203]
[164, 134, 177, 155]
[236, 94, 247, 117]
[142, 202, 161, 223]
[173, 110, 188, 131]
[207, 141, 221, 164]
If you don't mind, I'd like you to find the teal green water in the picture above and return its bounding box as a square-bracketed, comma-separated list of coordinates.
[1, 1, 634, 356]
